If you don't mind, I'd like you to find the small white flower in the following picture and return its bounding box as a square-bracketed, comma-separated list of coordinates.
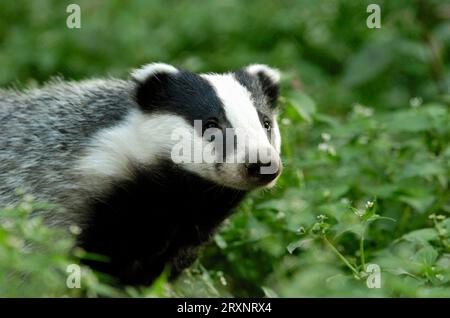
[220, 276, 227, 286]
[365, 201, 374, 209]
[296, 227, 306, 234]
[352, 103, 374, 117]
[328, 145, 336, 156]
[318, 143, 328, 152]
[318, 143, 337, 156]
[321, 132, 331, 141]
[409, 97, 423, 108]
[217, 271, 227, 286]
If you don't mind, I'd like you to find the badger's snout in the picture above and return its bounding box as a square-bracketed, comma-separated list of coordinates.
[245, 159, 280, 182]
[242, 148, 282, 187]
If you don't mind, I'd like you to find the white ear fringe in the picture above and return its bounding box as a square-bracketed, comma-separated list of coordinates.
[131, 62, 178, 83]
[245, 64, 281, 83]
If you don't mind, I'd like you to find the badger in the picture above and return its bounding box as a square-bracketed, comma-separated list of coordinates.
[0, 63, 282, 285]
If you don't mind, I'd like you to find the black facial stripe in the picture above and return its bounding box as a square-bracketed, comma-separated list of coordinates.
[255, 72, 279, 107]
[234, 70, 274, 114]
[233, 71, 270, 113]
[136, 70, 230, 128]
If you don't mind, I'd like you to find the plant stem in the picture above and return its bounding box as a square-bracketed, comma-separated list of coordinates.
[323, 235, 360, 278]
[360, 229, 366, 270]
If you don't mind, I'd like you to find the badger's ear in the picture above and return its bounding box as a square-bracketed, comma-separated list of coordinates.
[244, 64, 280, 107]
[130, 63, 179, 109]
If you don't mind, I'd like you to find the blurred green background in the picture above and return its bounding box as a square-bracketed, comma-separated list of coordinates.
[0, 0, 449, 297]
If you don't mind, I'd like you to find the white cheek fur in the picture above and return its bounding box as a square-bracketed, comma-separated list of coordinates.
[76, 110, 190, 182]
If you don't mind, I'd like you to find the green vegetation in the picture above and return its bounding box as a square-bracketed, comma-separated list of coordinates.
[0, 0, 449, 297]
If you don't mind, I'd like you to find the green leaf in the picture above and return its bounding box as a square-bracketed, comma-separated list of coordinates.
[364, 214, 396, 225]
[412, 246, 438, 266]
[286, 92, 317, 124]
[385, 268, 418, 279]
[262, 286, 279, 298]
[333, 223, 364, 239]
[399, 195, 435, 213]
[382, 110, 433, 133]
[287, 238, 314, 254]
[214, 234, 228, 249]
[402, 228, 439, 245]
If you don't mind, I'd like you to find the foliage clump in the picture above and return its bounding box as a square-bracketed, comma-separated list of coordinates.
[0, 0, 449, 297]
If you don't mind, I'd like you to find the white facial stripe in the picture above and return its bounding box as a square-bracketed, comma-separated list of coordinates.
[201, 73, 271, 148]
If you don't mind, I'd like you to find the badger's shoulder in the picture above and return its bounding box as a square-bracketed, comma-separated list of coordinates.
[0, 77, 138, 216]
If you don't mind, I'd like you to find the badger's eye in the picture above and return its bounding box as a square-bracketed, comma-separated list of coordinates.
[203, 118, 219, 142]
[263, 120, 272, 131]
[204, 119, 219, 130]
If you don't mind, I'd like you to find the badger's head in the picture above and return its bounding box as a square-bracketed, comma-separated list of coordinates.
[127, 63, 282, 191]
[81, 63, 282, 192]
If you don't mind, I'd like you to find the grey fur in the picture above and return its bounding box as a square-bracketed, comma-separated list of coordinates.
[0, 78, 135, 225]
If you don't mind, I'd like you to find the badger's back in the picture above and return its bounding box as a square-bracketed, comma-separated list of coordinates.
[0, 79, 134, 220]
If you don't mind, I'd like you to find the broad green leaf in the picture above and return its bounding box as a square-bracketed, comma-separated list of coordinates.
[286, 92, 317, 124]
[402, 228, 439, 245]
[399, 195, 435, 213]
[412, 246, 438, 266]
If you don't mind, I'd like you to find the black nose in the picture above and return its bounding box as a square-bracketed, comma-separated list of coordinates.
[246, 160, 280, 183]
